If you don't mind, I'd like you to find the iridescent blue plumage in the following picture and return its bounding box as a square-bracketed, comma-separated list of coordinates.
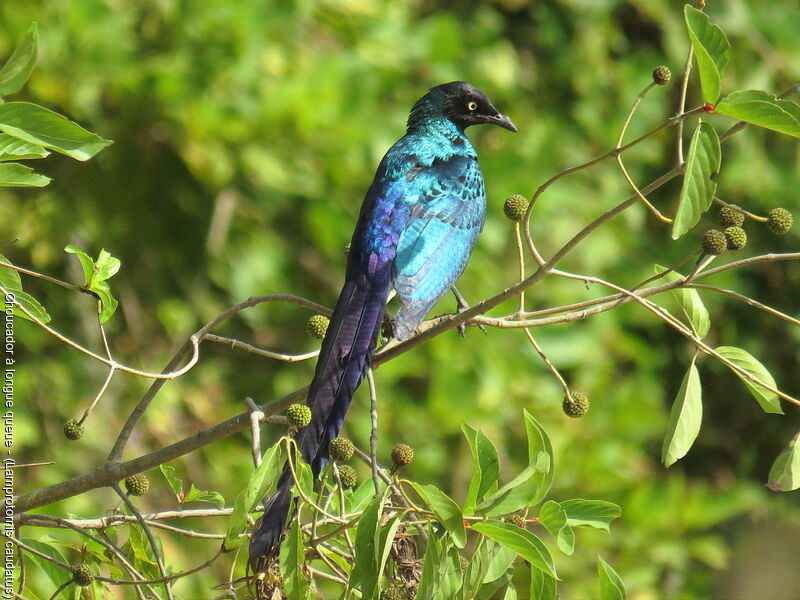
[249, 82, 515, 565]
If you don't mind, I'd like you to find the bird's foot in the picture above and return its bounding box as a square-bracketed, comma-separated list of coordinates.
[451, 286, 486, 337]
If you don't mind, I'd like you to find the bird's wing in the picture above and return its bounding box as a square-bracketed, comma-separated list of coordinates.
[392, 155, 486, 339]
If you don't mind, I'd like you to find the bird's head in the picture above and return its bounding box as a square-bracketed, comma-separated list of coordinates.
[408, 81, 517, 134]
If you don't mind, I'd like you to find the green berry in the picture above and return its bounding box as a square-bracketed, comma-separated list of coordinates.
[563, 391, 590, 418]
[73, 563, 94, 587]
[503, 194, 529, 222]
[724, 226, 747, 250]
[380, 583, 407, 600]
[328, 437, 354, 462]
[504, 513, 527, 528]
[652, 65, 671, 85]
[306, 315, 330, 339]
[767, 207, 793, 235]
[124, 473, 150, 496]
[718, 206, 745, 228]
[391, 444, 414, 468]
[701, 229, 728, 255]
[337, 464, 357, 489]
[63, 419, 84, 441]
[286, 403, 312, 429]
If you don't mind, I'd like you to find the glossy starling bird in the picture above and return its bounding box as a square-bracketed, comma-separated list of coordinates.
[250, 81, 516, 563]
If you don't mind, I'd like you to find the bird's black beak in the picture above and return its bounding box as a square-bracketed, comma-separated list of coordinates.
[488, 113, 517, 133]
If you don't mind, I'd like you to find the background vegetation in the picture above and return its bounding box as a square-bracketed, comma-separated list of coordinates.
[3, 0, 800, 598]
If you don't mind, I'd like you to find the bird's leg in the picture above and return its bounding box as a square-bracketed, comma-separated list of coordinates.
[451, 286, 486, 337]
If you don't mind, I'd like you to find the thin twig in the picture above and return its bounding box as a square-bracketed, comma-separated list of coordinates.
[245, 397, 264, 468]
[366, 369, 381, 496]
[112, 483, 175, 600]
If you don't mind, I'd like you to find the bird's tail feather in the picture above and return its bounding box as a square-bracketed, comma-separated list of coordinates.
[249, 269, 391, 562]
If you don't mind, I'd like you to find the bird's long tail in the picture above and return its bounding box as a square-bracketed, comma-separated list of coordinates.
[249, 269, 392, 560]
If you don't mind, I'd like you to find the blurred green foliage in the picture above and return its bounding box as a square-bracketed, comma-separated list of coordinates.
[3, 0, 800, 598]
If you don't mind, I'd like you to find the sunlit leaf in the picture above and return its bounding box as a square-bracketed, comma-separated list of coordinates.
[279, 517, 307, 600]
[350, 496, 383, 597]
[715, 346, 783, 414]
[159, 464, 184, 498]
[0, 161, 49, 187]
[64, 244, 94, 283]
[654, 265, 710, 338]
[662, 357, 703, 467]
[0, 133, 48, 160]
[472, 520, 558, 580]
[672, 121, 721, 239]
[559, 499, 621, 532]
[413, 482, 467, 548]
[530, 567, 557, 600]
[0, 101, 111, 161]
[183, 484, 225, 509]
[684, 5, 730, 103]
[537, 500, 575, 555]
[598, 555, 626, 600]
[224, 441, 283, 549]
[477, 411, 554, 516]
[482, 541, 516, 584]
[767, 429, 800, 492]
[0, 23, 38, 96]
[462, 423, 500, 515]
[716, 90, 800, 138]
[94, 249, 121, 282]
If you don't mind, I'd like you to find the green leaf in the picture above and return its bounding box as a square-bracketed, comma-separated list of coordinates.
[597, 555, 626, 600]
[478, 411, 554, 516]
[0, 23, 38, 96]
[715, 346, 783, 414]
[7, 288, 51, 324]
[22, 538, 71, 588]
[94, 249, 122, 282]
[767, 429, 800, 492]
[183, 484, 225, 508]
[377, 517, 403, 593]
[537, 500, 575, 555]
[482, 542, 516, 584]
[159, 465, 184, 498]
[463, 538, 493, 597]
[0, 254, 21, 293]
[684, 5, 730, 103]
[559, 499, 621, 533]
[0, 134, 49, 160]
[64, 244, 94, 283]
[224, 441, 283, 549]
[279, 517, 307, 600]
[672, 121, 721, 239]
[92, 280, 119, 324]
[462, 423, 500, 515]
[413, 483, 467, 549]
[654, 265, 710, 338]
[503, 581, 517, 600]
[662, 357, 703, 467]
[350, 496, 383, 597]
[416, 527, 441, 600]
[716, 90, 800, 138]
[522, 410, 554, 506]
[530, 566, 557, 600]
[471, 520, 558, 580]
[0, 161, 50, 187]
[0, 101, 111, 161]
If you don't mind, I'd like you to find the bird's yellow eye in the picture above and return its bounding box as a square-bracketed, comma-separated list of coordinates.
[467, 101, 478, 111]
